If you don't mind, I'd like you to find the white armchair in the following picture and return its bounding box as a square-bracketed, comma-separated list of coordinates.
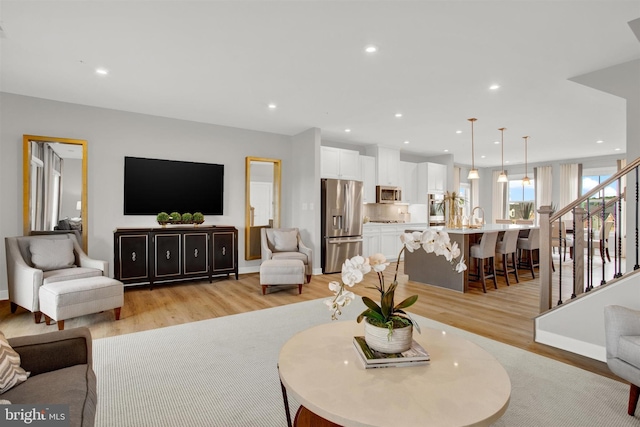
[604, 305, 640, 416]
[4, 233, 107, 323]
[261, 228, 312, 283]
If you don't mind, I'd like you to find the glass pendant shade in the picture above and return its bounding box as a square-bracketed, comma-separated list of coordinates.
[497, 172, 508, 183]
[467, 118, 479, 180]
[522, 176, 531, 185]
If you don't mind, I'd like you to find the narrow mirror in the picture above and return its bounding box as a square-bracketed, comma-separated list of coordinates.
[245, 157, 281, 260]
[23, 135, 88, 251]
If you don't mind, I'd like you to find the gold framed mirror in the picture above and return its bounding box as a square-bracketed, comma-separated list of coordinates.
[245, 157, 281, 260]
[23, 135, 88, 251]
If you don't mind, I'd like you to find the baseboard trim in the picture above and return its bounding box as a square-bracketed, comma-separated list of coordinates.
[535, 329, 606, 362]
[0, 290, 8, 301]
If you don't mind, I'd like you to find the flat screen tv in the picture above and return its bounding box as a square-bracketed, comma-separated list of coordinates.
[124, 156, 224, 215]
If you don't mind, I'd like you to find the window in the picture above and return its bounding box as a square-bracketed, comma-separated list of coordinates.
[582, 174, 618, 227]
[508, 179, 535, 220]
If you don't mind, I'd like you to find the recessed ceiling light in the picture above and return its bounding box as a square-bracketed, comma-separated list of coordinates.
[444, 149, 449, 152]
[268, 103, 277, 109]
[481, 155, 486, 159]
[456, 130, 462, 134]
[95, 68, 109, 75]
[395, 113, 403, 118]
[489, 84, 500, 90]
[505, 160, 510, 164]
[345, 129, 351, 133]
[365, 45, 378, 53]
[596, 140, 604, 144]
[404, 140, 410, 144]
[614, 148, 621, 151]
[494, 141, 500, 144]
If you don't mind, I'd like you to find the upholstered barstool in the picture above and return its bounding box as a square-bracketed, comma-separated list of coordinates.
[469, 230, 500, 293]
[517, 228, 540, 278]
[495, 229, 520, 286]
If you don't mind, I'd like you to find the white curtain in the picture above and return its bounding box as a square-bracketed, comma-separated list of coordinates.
[535, 166, 552, 224]
[559, 163, 579, 213]
[492, 170, 506, 223]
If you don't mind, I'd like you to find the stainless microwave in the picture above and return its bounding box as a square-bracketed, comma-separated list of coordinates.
[375, 186, 402, 203]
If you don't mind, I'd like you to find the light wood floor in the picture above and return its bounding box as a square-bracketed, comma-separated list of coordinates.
[0, 260, 618, 382]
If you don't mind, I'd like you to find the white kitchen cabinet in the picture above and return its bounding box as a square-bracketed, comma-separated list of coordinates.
[380, 226, 403, 261]
[363, 226, 381, 257]
[359, 156, 376, 204]
[321, 146, 360, 180]
[400, 161, 418, 203]
[376, 146, 400, 186]
[428, 162, 447, 193]
[417, 162, 447, 195]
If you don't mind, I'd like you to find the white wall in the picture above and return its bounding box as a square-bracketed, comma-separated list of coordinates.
[0, 92, 297, 295]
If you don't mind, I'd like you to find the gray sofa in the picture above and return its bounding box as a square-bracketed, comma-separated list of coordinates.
[604, 305, 640, 416]
[5, 327, 96, 427]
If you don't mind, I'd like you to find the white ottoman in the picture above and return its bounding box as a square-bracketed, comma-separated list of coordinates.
[39, 276, 124, 330]
[260, 259, 305, 295]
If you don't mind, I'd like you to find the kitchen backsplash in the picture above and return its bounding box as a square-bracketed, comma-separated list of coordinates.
[363, 203, 410, 223]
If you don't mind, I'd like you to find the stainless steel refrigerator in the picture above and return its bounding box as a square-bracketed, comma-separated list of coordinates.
[321, 178, 364, 273]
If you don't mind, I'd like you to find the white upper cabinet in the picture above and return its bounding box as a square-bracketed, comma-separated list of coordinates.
[417, 162, 447, 195]
[359, 155, 376, 203]
[321, 146, 360, 180]
[374, 146, 400, 186]
[399, 161, 418, 203]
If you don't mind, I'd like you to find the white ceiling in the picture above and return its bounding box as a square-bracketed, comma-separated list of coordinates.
[1, 1, 639, 168]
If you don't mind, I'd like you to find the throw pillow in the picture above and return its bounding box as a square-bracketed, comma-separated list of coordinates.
[29, 239, 75, 271]
[273, 230, 298, 252]
[0, 332, 29, 394]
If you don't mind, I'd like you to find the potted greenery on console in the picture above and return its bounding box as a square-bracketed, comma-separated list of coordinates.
[157, 212, 170, 226]
[193, 212, 204, 225]
[181, 212, 193, 224]
[169, 212, 182, 224]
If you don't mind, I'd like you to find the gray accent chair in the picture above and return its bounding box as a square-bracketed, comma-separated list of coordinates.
[604, 305, 640, 415]
[261, 228, 312, 283]
[5, 233, 107, 324]
[5, 327, 96, 427]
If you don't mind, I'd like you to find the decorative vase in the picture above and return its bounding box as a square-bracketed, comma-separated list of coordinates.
[446, 199, 457, 228]
[364, 319, 413, 354]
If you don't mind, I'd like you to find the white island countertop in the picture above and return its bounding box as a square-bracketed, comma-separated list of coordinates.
[403, 223, 537, 235]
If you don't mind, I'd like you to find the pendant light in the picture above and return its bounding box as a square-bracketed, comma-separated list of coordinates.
[522, 136, 531, 185]
[467, 118, 479, 180]
[497, 127, 508, 183]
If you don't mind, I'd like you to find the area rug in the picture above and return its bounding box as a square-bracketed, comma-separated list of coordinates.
[93, 299, 637, 426]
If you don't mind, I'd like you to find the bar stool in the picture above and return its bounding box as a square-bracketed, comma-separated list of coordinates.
[469, 230, 500, 293]
[517, 228, 540, 278]
[495, 229, 520, 286]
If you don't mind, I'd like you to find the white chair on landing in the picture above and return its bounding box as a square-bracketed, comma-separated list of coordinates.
[495, 229, 520, 286]
[469, 231, 500, 293]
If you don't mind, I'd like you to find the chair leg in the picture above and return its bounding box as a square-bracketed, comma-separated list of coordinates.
[306, 274, 312, 283]
[479, 259, 487, 293]
[528, 250, 536, 278]
[511, 252, 520, 283]
[10, 302, 18, 313]
[115, 307, 122, 320]
[606, 247, 611, 262]
[34, 311, 42, 324]
[502, 254, 510, 286]
[262, 285, 267, 295]
[298, 284, 302, 294]
[491, 257, 498, 289]
[57, 320, 64, 331]
[629, 383, 640, 416]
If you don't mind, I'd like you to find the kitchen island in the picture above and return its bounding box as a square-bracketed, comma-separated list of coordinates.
[404, 224, 536, 292]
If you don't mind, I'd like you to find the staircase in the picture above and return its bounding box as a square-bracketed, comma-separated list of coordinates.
[534, 157, 640, 361]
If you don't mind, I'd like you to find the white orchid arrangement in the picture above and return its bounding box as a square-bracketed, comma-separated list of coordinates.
[326, 230, 466, 334]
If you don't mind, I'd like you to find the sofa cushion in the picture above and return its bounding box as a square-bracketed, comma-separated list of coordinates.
[2, 364, 96, 427]
[273, 230, 298, 252]
[43, 267, 102, 285]
[272, 252, 308, 264]
[29, 238, 75, 271]
[0, 332, 29, 394]
[618, 335, 640, 369]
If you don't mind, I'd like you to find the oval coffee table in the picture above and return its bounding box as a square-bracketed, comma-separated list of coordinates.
[279, 321, 511, 427]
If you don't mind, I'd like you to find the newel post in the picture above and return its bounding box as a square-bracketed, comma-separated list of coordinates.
[538, 205, 553, 312]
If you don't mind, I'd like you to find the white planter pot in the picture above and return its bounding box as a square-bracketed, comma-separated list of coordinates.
[364, 320, 413, 354]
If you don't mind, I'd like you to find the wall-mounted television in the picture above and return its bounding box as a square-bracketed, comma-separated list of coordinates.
[123, 156, 224, 215]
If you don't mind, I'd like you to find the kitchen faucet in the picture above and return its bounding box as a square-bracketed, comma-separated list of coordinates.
[471, 206, 485, 226]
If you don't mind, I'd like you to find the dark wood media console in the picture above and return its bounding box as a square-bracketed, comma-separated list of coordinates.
[114, 226, 238, 289]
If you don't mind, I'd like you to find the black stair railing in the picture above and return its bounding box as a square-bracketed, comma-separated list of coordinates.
[538, 157, 640, 312]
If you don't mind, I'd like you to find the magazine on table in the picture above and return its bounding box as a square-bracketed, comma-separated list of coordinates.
[352, 336, 430, 369]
